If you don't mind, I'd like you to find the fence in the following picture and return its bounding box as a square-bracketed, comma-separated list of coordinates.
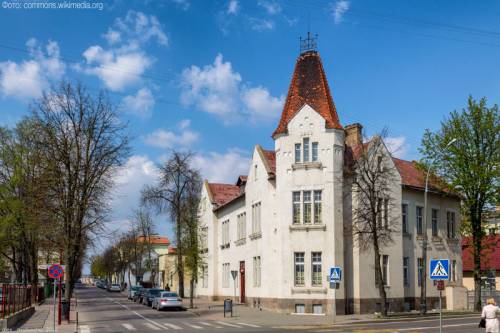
[0, 284, 36, 318]
[467, 289, 500, 310]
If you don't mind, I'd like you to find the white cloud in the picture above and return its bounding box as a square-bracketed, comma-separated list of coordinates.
[170, 0, 190, 11]
[0, 39, 65, 100]
[122, 88, 155, 118]
[143, 120, 200, 149]
[180, 53, 284, 123]
[80, 11, 167, 91]
[385, 136, 409, 159]
[332, 0, 350, 24]
[249, 17, 275, 31]
[192, 148, 251, 183]
[227, 0, 239, 14]
[258, 0, 281, 14]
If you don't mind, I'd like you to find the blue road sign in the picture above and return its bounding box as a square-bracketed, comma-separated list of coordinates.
[429, 259, 449, 280]
[329, 267, 342, 283]
[48, 263, 64, 279]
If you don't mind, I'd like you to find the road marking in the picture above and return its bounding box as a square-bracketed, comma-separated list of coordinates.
[238, 322, 261, 327]
[396, 322, 477, 331]
[216, 321, 242, 328]
[122, 323, 136, 330]
[79, 325, 91, 333]
[144, 322, 161, 330]
[184, 322, 203, 329]
[199, 322, 223, 328]
[163, 322, 183, 330]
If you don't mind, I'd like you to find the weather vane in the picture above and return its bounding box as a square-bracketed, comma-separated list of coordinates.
[300, 32, 318, 54]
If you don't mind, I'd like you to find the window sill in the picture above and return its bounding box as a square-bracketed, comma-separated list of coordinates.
[431, 236, 443, 243]
[235, 239, 246, 246]
[220, 243, 230, 250]
[249, 231, 262, 240]
[289, 224, 326, 232]
[292, 162, 323, 170]
[416, 234, 425, 240]
[291, 287, 327, 295]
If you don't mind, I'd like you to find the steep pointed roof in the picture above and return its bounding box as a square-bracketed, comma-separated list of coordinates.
[273, 51, 342, 138]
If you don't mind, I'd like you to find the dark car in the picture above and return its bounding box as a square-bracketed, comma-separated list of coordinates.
[134, 288, 148, 303]
[128, 285, 142, 300]
[143, 288, 164, 307]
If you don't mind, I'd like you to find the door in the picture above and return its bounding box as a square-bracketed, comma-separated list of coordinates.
[239, 261, 245, 303]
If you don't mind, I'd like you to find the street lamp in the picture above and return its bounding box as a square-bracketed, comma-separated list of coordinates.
[421, 138, 457, 314]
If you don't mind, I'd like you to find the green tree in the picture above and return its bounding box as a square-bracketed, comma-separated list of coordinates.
[419, 96, 499, 311]
[90, 255, 106, 278]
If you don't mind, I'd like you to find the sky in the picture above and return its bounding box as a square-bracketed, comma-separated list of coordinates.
[0, 0, 499, 260]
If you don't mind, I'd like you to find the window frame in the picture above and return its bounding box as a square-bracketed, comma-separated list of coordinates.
[431, 208, 439, 237]
[303, 191, 312, 224]
[416, 206, 423, 235]
[294, 252, 305, 286]
[403, 257, 410, 287]
[402, 203, 408, 234]
[311, 142, 318, 162]
[311, 252, 322, 287]
[303, 137, 310, 162]
[295, 143, 301, 163]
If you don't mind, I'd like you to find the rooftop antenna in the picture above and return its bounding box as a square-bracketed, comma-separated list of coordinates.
[300, 31, 318, 54]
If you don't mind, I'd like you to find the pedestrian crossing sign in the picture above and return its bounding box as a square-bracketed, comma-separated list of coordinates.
[429, 259, 449, 280]
[329, 267, 342, 283]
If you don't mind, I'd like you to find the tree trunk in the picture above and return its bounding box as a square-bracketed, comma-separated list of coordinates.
[471, 210, 482, 311]
[189, 278, 194, 309]
[177, 208, 184, 298]
[373, 240, 387, 316]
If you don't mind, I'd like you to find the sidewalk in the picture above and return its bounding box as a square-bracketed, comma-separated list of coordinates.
[185, 298, 477, 328]
[14, 296, 77, 332]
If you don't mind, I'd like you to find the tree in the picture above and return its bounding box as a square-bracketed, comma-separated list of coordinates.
[131, 209, 155, 285]
[32, 81, 130, 300]
[141, 151, 199, 298]
[420, 96, 499, 311]
[90, 255, 106, 278]
[345, 133, 400, 317]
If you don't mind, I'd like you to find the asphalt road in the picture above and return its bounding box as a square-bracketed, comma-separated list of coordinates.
[75, 285, 481, 333]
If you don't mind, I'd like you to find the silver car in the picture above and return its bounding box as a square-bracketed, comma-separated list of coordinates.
[152, 292, 183, 310]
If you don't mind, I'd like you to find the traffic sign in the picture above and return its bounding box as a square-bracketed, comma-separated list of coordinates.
[329, 267, 342, 283]
[48, 264, 64, 279]
[429, 259, 449, 280]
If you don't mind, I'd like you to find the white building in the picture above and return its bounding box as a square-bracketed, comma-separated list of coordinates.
[197, 48, 463, 314]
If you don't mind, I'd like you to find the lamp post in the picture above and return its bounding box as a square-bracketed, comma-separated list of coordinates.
[420, 138, 456, 314]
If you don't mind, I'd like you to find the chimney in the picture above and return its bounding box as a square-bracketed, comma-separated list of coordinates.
[345, 123, 363, 147]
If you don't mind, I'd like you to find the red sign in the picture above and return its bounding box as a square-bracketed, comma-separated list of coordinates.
[436, 280, 445, 291]
[48, 264, 64, 279]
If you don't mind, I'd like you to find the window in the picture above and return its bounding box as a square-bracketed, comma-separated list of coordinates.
[416, 206, 423, 235]
[293, 192, 301, 224]
[252, 202, 262, 234]
[237, 213, 246, 241]
[294, 252, 305, 286]
[303, 137, 310, 162]
[382, 255, 389, 286]
[313, 191, 322, 224]
[222, 263, 230, 288]
[312, 304, 323, 314]
[432, 209, 439, 237]
[295, 143, 301, 163]
[221, 220, 230, 248]
[202, 265, 208, 288]
[403, 257, 410, 287]
[311, 252, 322, 286]
[295, 304, 305, 314]
[254, 164, 258, 181]
[447, 211, 456, 239]
[402, 204, 408, 234]
[451, 260, 457, 282]
[417, 258, 424, 287]
[312, 142, 318, 162]
[201, 227, 208, 250]
[303, 191, 312, 224]
[253, 256, 261, 287]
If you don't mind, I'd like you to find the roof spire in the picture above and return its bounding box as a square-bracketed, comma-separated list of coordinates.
[299, 32, 318, 54]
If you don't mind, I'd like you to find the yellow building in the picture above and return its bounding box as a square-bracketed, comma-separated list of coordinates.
[158, 247, 193, 296]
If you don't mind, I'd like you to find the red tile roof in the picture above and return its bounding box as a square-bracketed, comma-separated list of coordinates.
[137, 235, 170, 245]
[207, 183, 241, 207]
[462, 235, 500, 271]
[273, 51, 342, 138]
[262, 149, 276, 174]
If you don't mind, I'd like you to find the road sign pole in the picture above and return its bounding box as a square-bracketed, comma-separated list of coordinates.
[53, 280, 56, 332]
[58, 277, 62, 325]
[332, 286, 336, 324]
[439, 290, 442, 333]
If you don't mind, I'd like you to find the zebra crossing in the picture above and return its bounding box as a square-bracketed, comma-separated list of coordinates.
[79, 320, 262, 332]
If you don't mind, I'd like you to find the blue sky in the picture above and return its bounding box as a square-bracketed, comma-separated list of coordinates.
[1, 0, 499, 253]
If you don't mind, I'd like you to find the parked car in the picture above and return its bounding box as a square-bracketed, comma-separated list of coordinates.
[135, 288, 149, 304]
[107, 284, 121, 292]
[152, 292, 183, 311]
[128, 285, 141, 300]
[143, 288, 164, 307]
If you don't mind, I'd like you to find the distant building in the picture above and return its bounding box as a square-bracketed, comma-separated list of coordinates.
[462, 234, 500, 291]
[197, 46, 464, 314]
[158, 247, 194, 296]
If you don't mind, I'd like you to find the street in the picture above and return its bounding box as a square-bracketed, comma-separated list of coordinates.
[75, 284, 480, 333]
